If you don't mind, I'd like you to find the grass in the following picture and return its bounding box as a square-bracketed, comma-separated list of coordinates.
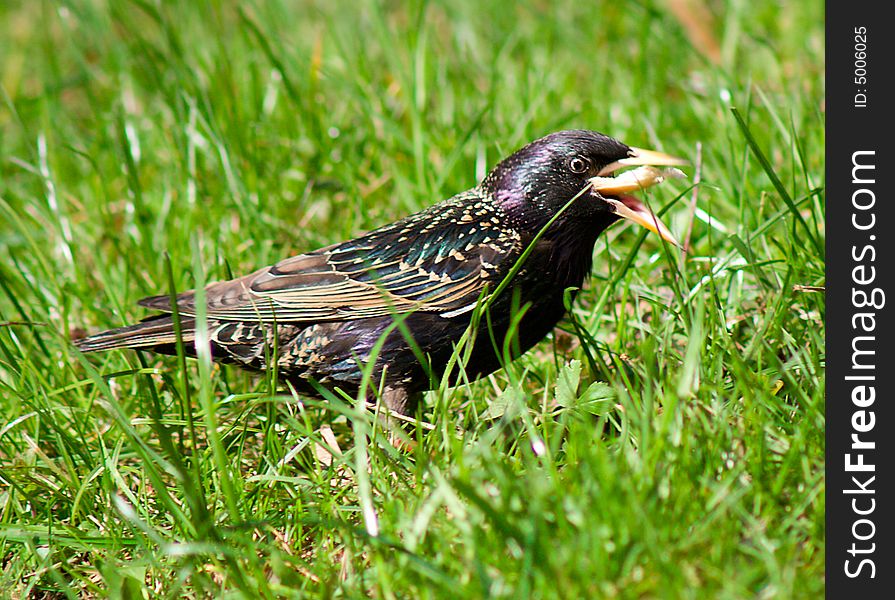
[0, 0, 824, 597]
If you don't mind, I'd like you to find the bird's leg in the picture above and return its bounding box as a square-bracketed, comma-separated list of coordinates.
[371, 386, 423, 451]
[382, 385, 420, 417]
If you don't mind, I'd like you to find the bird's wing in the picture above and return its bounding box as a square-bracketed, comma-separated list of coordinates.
[138, 193, 521, 323]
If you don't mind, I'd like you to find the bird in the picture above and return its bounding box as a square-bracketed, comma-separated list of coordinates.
[76, 130, 686, 417]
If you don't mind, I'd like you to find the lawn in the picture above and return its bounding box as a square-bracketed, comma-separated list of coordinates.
[0, 0, 825, 597]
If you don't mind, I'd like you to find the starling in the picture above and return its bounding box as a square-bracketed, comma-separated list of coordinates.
[76, 130, 686, 415]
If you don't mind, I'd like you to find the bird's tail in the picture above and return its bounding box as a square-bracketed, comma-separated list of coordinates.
[74, 315, 195, 353]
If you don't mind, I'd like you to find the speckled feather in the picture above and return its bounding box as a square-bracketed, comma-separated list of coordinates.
[76, 130, 649, 415]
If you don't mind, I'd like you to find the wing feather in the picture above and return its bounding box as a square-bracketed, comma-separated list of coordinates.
[138, 193, 521, 323]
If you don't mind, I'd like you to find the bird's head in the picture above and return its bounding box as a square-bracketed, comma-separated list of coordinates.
[481, 129, 686, 245]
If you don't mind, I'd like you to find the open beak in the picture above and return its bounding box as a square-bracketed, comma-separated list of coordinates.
[588, 147, 688, 247]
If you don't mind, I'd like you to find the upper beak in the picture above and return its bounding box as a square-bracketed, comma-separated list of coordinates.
[588, 146, 688, 247]
[597, 146, 689, 177]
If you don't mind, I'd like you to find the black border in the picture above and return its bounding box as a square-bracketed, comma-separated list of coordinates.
[827, 2, 894, 595]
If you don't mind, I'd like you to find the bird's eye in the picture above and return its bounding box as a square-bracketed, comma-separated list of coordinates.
[569, 156, 590, 174]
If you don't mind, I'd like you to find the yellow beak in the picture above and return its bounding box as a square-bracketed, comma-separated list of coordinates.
[596, 147, 689, 177]
[588, 147, 688, 247]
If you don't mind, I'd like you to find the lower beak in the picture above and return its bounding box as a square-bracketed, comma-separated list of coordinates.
[605, 195, 680, 246]
[588, 146, 687, 247]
